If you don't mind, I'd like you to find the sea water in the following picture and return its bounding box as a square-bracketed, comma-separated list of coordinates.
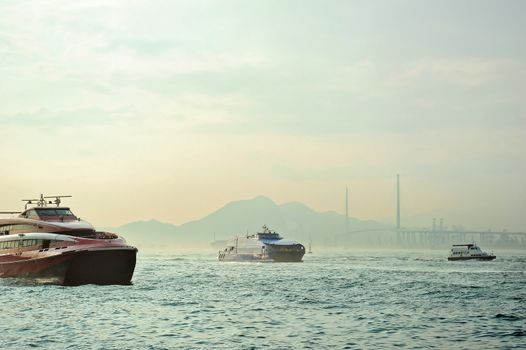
[1, 250, 525, 349]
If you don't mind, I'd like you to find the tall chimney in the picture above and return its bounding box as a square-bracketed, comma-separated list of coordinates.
[345, 187, 349, 234]
[396, 174, 401, 230]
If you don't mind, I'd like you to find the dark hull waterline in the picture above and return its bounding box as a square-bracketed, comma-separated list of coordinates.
[270, 251, 305, 262]
[448, 256, 496, 261]
[219, 251, 304, 262]
[0, 248, 137, 285]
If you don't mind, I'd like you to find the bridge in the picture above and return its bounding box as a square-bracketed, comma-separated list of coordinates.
[393, 175, 526, 248]
[340, 227, 526, 249]
[340, 175, 526, 249]
[396, 228, 526, 249]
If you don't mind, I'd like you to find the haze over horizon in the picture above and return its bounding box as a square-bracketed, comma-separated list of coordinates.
[1, 0, 525, 231]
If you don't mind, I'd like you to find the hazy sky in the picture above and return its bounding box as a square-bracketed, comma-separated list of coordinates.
[1, 0, 525, 230]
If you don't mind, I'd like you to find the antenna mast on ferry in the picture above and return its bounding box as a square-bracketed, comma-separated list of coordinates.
[22, 194, 72, 210]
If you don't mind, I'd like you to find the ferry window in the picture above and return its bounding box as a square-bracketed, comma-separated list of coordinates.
[27, 210, 39, 219]
[36, 209, 58, 217]
[11, 224, 36, 232]
[22, 239, 38, 247]
[36, 208, 76, 219]
[55, 209, 74, 217]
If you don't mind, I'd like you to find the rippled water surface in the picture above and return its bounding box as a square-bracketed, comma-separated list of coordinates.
[1, 250, 525, 349]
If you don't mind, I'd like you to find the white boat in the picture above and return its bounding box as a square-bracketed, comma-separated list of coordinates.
[218, 225, 305, 262]
[448, 243, 495, 261]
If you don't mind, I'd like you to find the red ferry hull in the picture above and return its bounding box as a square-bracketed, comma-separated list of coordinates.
[0, 248, 137, 285]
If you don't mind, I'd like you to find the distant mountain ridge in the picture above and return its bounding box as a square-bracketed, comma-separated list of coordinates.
[100, 195, 390, 249]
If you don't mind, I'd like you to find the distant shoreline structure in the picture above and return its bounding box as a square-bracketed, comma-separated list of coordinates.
[93, 196, 524, 251]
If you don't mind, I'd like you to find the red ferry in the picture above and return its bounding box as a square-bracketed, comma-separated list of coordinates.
[0, 195, 137, 285]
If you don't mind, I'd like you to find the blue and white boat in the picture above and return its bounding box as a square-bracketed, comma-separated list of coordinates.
[218, 225, 305, 262]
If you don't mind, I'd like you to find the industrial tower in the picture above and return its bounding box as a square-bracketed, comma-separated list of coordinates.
[396, 174, 400, 230]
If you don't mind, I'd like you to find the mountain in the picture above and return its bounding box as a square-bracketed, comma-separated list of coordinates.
[99, 195, 391, 250]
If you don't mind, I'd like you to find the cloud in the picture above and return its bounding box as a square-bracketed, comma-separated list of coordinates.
[392, 58, 509, 87]
[1, 0, 525, 230]
[0, 107, 122, 127]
